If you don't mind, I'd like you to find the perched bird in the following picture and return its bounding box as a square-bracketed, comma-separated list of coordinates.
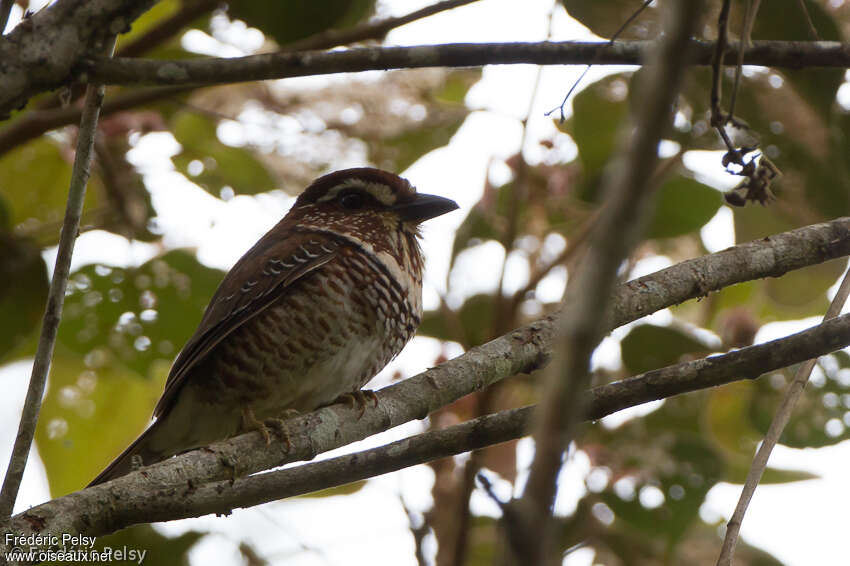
[89, 168, 458, 486]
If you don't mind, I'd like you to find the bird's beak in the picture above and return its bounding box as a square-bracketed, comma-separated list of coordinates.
[393, 193, 459, 223]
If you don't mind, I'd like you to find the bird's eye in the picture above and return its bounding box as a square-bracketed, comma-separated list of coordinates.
[339, 191, 365, 210]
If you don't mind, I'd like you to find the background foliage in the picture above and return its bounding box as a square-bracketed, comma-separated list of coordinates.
[1, 0, 849, 565]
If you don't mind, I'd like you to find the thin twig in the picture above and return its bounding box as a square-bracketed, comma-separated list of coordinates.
[710, 0, 731, 130]
[545, 0, 654, 121]
[400, 495, 430, 566]
[513, 2, 703, 564]
[0, 37, 116, 521]
[715, 266, 850, 566]
[795, 0, 820, 41]
[728, 0, 760, 119]
[285, 0, 483, 52]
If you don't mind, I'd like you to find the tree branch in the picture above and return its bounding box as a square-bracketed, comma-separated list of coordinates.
[0, 0, 154, 119]
[80, 40, 850, 91]
[6, 34, 850, 122]
[8, 308, 850, 546]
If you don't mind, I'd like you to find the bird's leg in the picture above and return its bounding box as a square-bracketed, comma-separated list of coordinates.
[333, 389, 379, 419]
[241, 407, 272, 445]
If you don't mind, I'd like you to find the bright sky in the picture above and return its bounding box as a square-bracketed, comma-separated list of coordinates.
[2, 1, 850, 565]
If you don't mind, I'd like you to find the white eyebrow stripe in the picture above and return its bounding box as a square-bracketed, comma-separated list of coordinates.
[315, 178, 407, 205]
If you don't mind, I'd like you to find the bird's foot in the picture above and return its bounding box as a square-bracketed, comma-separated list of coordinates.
[334, 389, 379, 419]
[263, 412, 299, 452]
[241, 407, 272, 445]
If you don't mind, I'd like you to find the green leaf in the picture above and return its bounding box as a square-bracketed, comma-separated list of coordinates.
[620, 324, 712, 375]
[298, 479, 367, 498]
[560, 0, 662, 39]
[0, 138, 103, 231]
[450, 189, 508, 264]
[35, 348, 165, 497]
[0, 233, 47, 363]
[92, 525, 204, 566]
[748, 354, 850, 448]
[118, 0, 211, 59]
[171, 112, 277, 198]
[228, 0, 375, 46]
[418, 293, 496, 347]
[563, 74, 630, 188]
[725, 463, 818, 485]
[645, 176, 722, 239]
[379, 118, 465, 173]
[751, 0, 843, 120]
[39, 251, 225, 495]
[58, 250, 225, 379]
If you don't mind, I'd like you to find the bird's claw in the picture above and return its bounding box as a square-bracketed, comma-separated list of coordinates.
[335, 389, 379, 419]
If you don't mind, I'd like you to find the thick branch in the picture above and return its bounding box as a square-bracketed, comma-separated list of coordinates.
[83, 40, 850, 89]
[0, 218, 846, 542]
[8, 309, 850, 544]
[0, 0, 155, 119]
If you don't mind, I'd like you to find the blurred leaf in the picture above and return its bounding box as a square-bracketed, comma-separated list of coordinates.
[749, 354, 850, 448]
[117, 0, 212, 59]
[465, 516, 499, 566]
[419, 293, 495, 347]
[96, 135, 158, 241]
[299, 479, 367, 498]
[228, 0, 375, 45]
[563, 74, 630, 192]
[751, 0, 843, 119]
[560, 0, 663, 39]
[0, 193, 9, 229]
[724, 462, 818, 485]
[39, 251, 224, 495]
[732, 205, 840, 319]
[0, 233, 47, 363]
[88, 525, 204, 566]
[35, 348, 164, 496]
[0, 138, 104, 234]
[119, 0, 181, 44]
[449, 177, 514, 264]
[621, 324, 712, 375]
[171, 112, 277, 198]
[645, 176, 722, 239]
[58, 250, 224, 379]
[705, 381, 764, 457]
[586, 393, 725, 549]
[369, 71, 478, 172]
[378, 117, 465, 172]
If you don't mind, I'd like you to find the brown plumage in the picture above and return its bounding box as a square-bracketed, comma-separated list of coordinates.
[89, 168, 457, 486]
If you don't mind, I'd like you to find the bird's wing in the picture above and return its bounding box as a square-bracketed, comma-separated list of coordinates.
[153, 227, 342, 418]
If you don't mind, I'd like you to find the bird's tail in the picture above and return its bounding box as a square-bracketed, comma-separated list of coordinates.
[87, 418, 168, 487]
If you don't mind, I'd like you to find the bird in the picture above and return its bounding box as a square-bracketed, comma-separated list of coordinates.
[88, 167, 458, 486]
